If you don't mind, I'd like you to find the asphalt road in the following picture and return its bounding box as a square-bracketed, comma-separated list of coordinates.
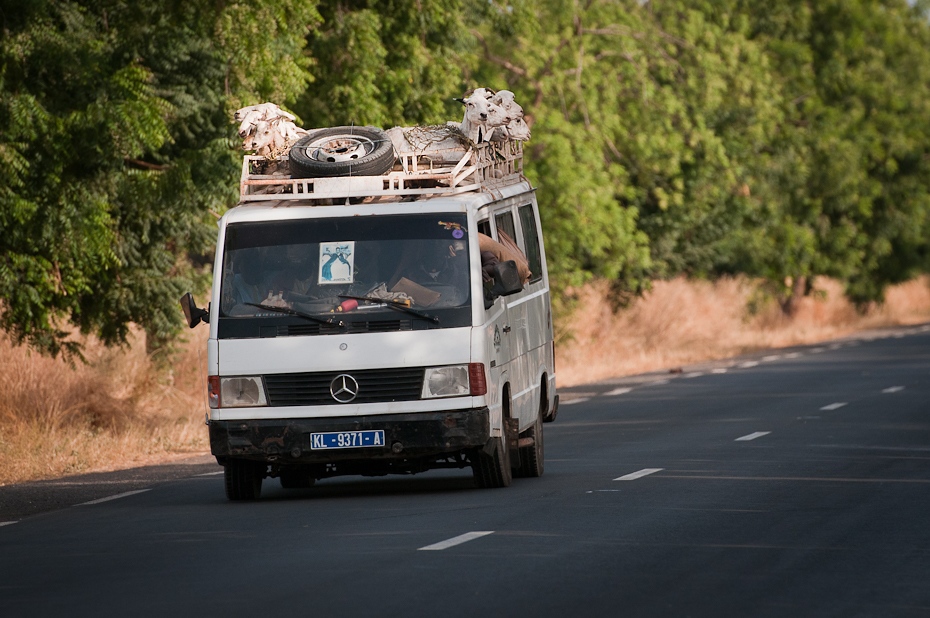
[1, 324, 929, 617]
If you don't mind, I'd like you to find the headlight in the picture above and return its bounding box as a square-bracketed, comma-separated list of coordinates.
[219, 376, 267, 408]
[422, 365, 470, 398]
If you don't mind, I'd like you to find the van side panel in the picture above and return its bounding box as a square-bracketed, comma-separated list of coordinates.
[485, 193, 555, 434]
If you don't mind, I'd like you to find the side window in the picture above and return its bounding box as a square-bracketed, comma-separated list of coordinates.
[518, 204, 543, 283]
[477, 219, 492, 238]
[494, 211, 517, 242]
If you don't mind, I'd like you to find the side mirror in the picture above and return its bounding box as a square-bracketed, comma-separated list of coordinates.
[489, 260, 523, 299]
[180, 292, 209, 328]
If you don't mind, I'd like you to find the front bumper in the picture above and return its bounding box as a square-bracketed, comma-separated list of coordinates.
[209, 408, 490, 465]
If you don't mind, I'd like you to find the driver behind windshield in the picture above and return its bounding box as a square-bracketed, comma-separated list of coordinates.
[388, 239, 468, 307]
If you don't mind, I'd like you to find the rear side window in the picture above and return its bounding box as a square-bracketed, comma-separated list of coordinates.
[494, 211, 516, 241]
[518, 204, 543, 283]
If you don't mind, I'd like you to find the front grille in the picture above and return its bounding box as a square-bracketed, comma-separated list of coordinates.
[278, 319, 412, 337]
[264, 367, 425, 406]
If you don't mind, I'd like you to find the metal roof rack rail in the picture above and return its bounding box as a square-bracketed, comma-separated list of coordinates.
[239, 140, 524, 204]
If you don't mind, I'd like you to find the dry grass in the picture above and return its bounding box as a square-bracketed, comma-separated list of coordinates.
[555, 275, 930, 387]
[2, 275, 928, 484]
[0, 327, 210, 486]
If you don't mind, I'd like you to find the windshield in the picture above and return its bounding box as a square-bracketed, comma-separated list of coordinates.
[217, 213, 471, 337]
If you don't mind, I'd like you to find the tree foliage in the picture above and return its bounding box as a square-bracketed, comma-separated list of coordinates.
[296, 0, 470, 128]
[0, 0, 317, 357]
[2, 0, 930, 357]
[732, 0, 930, 309]
[469, 0, 930, 311]
[468, 0, 784, 305]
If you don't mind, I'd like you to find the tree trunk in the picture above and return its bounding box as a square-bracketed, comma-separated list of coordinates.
[780, 275, 807, 317]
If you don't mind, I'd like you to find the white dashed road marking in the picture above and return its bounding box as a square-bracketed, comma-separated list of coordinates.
[418, 531, 494, 551]
[78, 489, 151, 506]
[711, 368, 728, 374]
[684, 372, 704, 379]
[195, 471, 225, 476]
[882, 386, 905, 393]
[614, 468, 664, 481]
[762, 355, 781, 362]
[0, 521, 18, 527]
[605, 387, 632, 396]
[820, 402, 848, 411]
[735, 431, 771, 442]
[561, 397, 590, 406]
[738, 361, 759, 368]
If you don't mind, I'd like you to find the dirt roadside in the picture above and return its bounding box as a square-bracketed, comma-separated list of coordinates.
[3, 321, 926, 524]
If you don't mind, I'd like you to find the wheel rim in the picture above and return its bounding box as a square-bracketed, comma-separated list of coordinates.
[306, 135, 376, 163]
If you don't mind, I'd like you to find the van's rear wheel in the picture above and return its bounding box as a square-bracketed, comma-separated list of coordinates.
[517, 410, 545, 478]
[472, 436, 512, 488]
[224, 459, 264, 500]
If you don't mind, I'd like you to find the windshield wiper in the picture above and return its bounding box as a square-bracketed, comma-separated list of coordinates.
[339, 295, 440, 324]
[244, 302, 344, 327]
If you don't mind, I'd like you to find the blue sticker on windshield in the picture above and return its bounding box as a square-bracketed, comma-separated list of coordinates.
[319, 241, 355, 285]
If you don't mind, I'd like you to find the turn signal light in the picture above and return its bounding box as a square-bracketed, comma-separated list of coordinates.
[468, 363, 487, 396]
[208, 375, 220, 408]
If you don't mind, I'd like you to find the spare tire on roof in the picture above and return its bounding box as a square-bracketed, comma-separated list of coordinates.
[288, 126, 396, 178]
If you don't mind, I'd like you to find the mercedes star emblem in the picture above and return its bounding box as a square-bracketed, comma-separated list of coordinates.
[330, 374, 359, 403]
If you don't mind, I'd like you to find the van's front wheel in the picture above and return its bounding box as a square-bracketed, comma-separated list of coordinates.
[472, 436, 512, 488]
[224, 459, 264, 500]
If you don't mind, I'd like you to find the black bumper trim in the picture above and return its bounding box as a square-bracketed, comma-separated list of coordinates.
[209, 408, 490, 464]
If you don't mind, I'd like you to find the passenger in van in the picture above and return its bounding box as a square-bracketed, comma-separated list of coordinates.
[388, 239, 469, 307]
[226, 245, 318, 313]
[280, 244, 320, 299]
[390, 240, 467, 288]
[229, 251, 274, 307]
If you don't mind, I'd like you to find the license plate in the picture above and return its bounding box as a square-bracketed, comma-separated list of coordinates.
[310, 430, 385, 450]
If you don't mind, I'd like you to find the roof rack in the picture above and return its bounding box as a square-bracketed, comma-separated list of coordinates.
[239, 140, 524, 203]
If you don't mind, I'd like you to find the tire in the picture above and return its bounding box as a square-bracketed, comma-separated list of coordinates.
[289, 126, 396, 178]
[544, 393, 559, 423]
[517, 408, 544, 478]
[472, 436, 513, 488]
[279, 468, 316, 489]
[224, 459, 264, 501]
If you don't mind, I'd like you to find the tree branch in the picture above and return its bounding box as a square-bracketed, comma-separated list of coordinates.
[124, 158, 169, 171]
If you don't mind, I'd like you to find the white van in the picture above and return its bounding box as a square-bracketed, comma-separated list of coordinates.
[181, 128, 558, 500]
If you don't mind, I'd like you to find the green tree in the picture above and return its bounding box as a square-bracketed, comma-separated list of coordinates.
[296, 0, 469, 128]
[731, 0, 930, 311]
[468, 0, 783, 307]
[0, 0, 318, 357]
[470, 0, 930, 314]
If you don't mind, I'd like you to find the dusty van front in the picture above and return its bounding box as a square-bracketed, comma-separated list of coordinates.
[206, 204, 504, 497]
